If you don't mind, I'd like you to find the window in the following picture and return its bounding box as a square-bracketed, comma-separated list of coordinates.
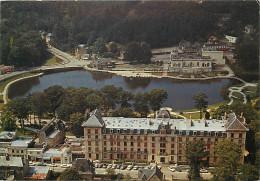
[152, 143, 155, 147]
[88, 129, 91, 134]
[110, 129, 113, 134]
[88, 141, 91, 146]
[124, 148, 127, 151]
[144, 148, 147, 153]
[239, 133, 242, 138]
[171, 137, 174, 142]
[137, 154, 141, 159]
[152, 149, 155, 154]
[137, 136, 140, 140]
[12, 149, 14, 153]
[103, 135, 106, 139]
[89, 153, 91, 158]
[95, 135, 98, 139]
[21, 150, 23, 153]
[152, 137, 155, 141]
[124, 142, 127, 146]
[104, 147, 107, 151]
[103, 129, 106, 133]
[110, 141, 113, 146]
[117, 142, 120, 146]
[144, 136, 147, 141]
[131, 142, 133, 146]
[131, 148, 134, 152]
[104, 141, 106, 145]
[144, 142, 147, 147]
[152, 130, 155, 134]
[171, 150, 174, 155]
[179, 137, 182, 142]
[117, 129, 120, 134]
[124, 129, 127, 134]
[171, 144, 174, 148]
[138, 142, 141, 147]
[95, 129, 98, 134]
[231, 133, 234, 138]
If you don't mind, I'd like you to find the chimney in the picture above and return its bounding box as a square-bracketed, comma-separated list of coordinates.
[224, 112, 227, 120]
[204, 119, 207, 127]
[243, 117, 247, 125]
[190, 120, 193, 126]
[240, 112, 244, 119]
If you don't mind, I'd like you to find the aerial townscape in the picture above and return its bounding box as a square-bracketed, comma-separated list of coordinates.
[0, 1, 259, 181]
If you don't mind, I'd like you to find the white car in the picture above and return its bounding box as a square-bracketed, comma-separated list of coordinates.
[50, 163, 57, 167]
[29, 162, 35, 166]
[127, 165, 133, 170]
[107, 164, 112, 168]
[200, 169, 208, 173]
[61, 164, 70, 168]
[133, 166, 139, 170]
[168, 166, 175, 172]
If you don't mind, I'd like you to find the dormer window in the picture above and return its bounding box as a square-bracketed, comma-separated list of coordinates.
[193, 131, 197, 136]
[117, 129, 120, 134]
[130, 130, 134, 134]
[110, 129, 113, 134]
[144, 130, 147, 134]
[137, 130, 140, 134]
[103, 129, 106, 133]
[162, 125, 165, 129]
[152, 130, 155, 134]
[123, 129, 127, 134]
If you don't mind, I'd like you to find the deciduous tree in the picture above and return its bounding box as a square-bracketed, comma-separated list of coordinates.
[149, 88, 168, 118]
[59, 168, 80, 181]
[44, 85, 64, 116]
[185, 140, 208, 181]
[134, 92, 149, 117]
[0, 109, 17, 131]
[67, 112, 85, 137]
[192, 92, 208, 119]
[212, 140, 242, 181]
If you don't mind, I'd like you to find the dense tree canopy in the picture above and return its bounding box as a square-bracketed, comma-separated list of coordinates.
[212, 140, 242, 181]
[59, 168, 80, 181]
[185, 140, 208, 181]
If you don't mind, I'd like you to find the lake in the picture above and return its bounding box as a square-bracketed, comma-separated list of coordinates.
[9, 70, 231, 110]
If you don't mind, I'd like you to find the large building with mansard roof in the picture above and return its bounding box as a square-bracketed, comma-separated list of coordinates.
[82, 109, 248, 165]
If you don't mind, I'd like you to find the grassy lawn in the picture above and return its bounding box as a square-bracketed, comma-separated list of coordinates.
[0, 72, 38, 92]
[176, 100, 229, 119]
[232, 92, 244, 99]
[44, 56, 58, 66]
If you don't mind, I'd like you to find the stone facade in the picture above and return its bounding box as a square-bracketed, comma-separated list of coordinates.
[82, 110, 248, 165]
[38, 118, 65, 147]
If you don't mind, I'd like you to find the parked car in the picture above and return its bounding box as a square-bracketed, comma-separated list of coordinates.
[158, 166, 162, 170]
[175, 167, 182, 172]
[29, 162, 35, 166]
[200, 169, 208, 173]
[112, 164, 117, 169]
[168, 166, 175, 172]
[50, 163, 57, 167]
[127, 165, 133, 171]
[95, 163, 99, 168]
[120, 165, 127, 170]
[61, 164, 70, 168]
[103, 164, 107, 168]
[37, 162, 46, 166]
[133, 166, 139, 170]
[145, 166, 151, 169]
[116, 165, 121, 169]
[98, 163, 103, 168]
[107, 164, 112, 168]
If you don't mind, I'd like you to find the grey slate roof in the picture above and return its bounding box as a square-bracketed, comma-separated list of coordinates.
[0, 156, 23, 167]
[0, 131, 16, 140]
[225, 113, 248, 131]
[82, 109, 104, 128]
[138, 166, 163, 181]
[73, 158, 94, 175]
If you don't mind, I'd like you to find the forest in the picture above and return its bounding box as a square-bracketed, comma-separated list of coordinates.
[0, 1, 258, 68]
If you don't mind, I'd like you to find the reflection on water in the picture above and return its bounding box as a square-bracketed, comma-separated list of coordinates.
[124, 77, 152, 90]
[9, 70, 231, 110]
[90, 71, 114, 82]
[9, 77, 40, 99]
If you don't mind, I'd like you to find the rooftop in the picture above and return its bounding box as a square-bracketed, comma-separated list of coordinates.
[103, 117, 226, 131]
[25, 167, 50, 180]
[0, 131, 17, 141]
[9, 137, 33, 147]
[0, 156, 23, 167]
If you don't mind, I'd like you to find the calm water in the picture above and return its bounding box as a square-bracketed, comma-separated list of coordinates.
[9, 70, 230, 110]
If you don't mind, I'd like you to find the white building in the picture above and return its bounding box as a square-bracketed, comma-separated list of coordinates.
[225, 35, 237, 44]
